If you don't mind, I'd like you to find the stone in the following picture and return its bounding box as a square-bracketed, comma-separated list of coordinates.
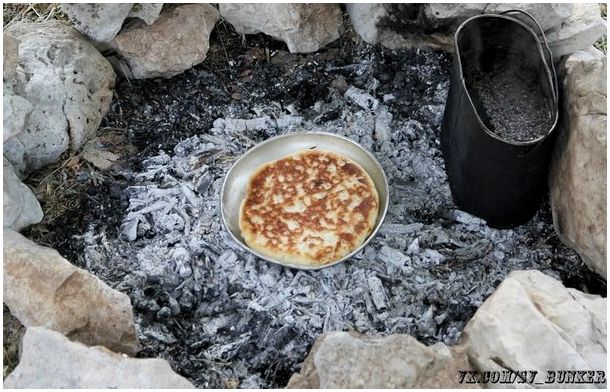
[3, 33, 33, 143]
[346, 3, 389, 45]
[484, 3, 574, 32]
[287, 331, 476, 388]
[2, 86, 30, 143]
[462, 270, 607, 387]
[549, 48, 607, 279]
[425, 3, 488, 22]
[545, 3, 607, 59]
[3, 21, 115, 177]
[62, 3, 133, 42]
[128, 3, 164, 25]
[4, 327, 194, 388]
[346, 4, 462, 51]
[3, 95, 33, 143]
[346, 3, 605, 58]
[3, 229, 139, 355]
[219, 4, 342, 53]
[3, 32, 19, 81]
[113, 4, 219, 79]
[3, 159, 43, 231]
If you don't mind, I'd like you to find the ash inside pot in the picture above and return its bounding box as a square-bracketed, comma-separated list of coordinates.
[38, 30, 598, 389]
[463, 47, 555, 142]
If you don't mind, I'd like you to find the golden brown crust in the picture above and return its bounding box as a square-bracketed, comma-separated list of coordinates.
[239, 149, 379, 266]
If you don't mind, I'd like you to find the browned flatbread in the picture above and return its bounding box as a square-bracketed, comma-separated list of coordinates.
[239, 149, 379, 266]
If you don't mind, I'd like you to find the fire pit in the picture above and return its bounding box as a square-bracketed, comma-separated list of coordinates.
[6, 5, 603, 388]
[19, 27, 599, 388]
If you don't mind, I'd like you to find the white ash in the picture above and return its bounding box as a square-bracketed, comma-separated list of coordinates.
[77, 84, 580, 388]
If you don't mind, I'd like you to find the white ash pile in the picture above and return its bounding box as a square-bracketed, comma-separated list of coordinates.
[77, 83, 585, 387]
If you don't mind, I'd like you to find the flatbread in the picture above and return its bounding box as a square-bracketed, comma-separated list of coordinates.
[239, 149, 379, 266]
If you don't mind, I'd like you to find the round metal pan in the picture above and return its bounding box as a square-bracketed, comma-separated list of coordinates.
[220, 131, 389, 270]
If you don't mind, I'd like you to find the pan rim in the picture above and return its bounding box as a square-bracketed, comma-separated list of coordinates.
[219, 131, 390, 270]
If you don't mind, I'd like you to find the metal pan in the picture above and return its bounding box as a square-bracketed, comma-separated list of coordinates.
[220, 131, 389, 270]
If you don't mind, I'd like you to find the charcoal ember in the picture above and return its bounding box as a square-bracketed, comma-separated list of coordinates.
[240, 375, 265, 389]
[157, 306, 172, 320]
[178, 290, 196, 311]
[374, 108, 393, 143]
[367, 276, 388, 310]
[344, 86, 380, 111]
[144, 324, 178, 344]
[136, 297, 161, 314]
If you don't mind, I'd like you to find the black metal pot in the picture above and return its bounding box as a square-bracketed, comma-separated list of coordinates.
[441, 11, 559, 228]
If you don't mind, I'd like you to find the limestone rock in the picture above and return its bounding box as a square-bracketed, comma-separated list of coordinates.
[3, 32, 19, 81]
[220, 4, 342, 53]
[426, 3, 488, 22]
[4, 327, 194, 388]
[287, 331, 476, 388]
[463, 270, 607, 387]
[128, 3, 164, 25]
[3, 21, 115, 177]
[484, 3, 574, 32]
[3, 94, 33, 143]
[483, 4, 604, 58]
[346, 4, 389, 45]
[114, 4, 219, 79]
[3, 230, 139, 356]
[3, 159, 43, 231]
[62, 3, 133, 42]
[3, 33, 33, 143]
[549, 48, 607, 279]
[347, 4, 464, 51]
[346, 3, 605, 58]
[546, 4, 607, 59]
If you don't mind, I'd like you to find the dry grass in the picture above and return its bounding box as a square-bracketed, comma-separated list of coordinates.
[26, 127, 135, 250]
[3, 3, 66, 27]
[25, 129, 134, 237]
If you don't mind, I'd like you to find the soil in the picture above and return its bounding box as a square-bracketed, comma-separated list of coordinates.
[16, 17, 605, 389]
[464, 47, 555, 142]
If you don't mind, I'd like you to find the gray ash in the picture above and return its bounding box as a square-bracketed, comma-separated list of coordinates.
[34, 27, 600, 388]
[463, 47, 555, 142]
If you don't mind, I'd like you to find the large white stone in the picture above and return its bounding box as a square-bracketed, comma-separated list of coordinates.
[3, 230, 139, 356]
[3, 32, 19, 81]
[346, 3, 605, 58]
[113, 4, 218, 79]
[62, 3, 133, 42]
[3, 21, 115, 177]
[426, 3, 488, 21]
[3, 159, 43, 231]
[346, 4, 389, 45]
[220, 4, 343, 53]
[462, 270, 607, 387]
[128, 3, 164, 25]
[4, 327, 194, 388]
[287, 331, 476, 388]
[3, 95, 32, 143]
[546, 3, 607, 59]
[484, 3, 574, 32]
[549, 48, 607, 278]
[3, 33, 33, 143]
